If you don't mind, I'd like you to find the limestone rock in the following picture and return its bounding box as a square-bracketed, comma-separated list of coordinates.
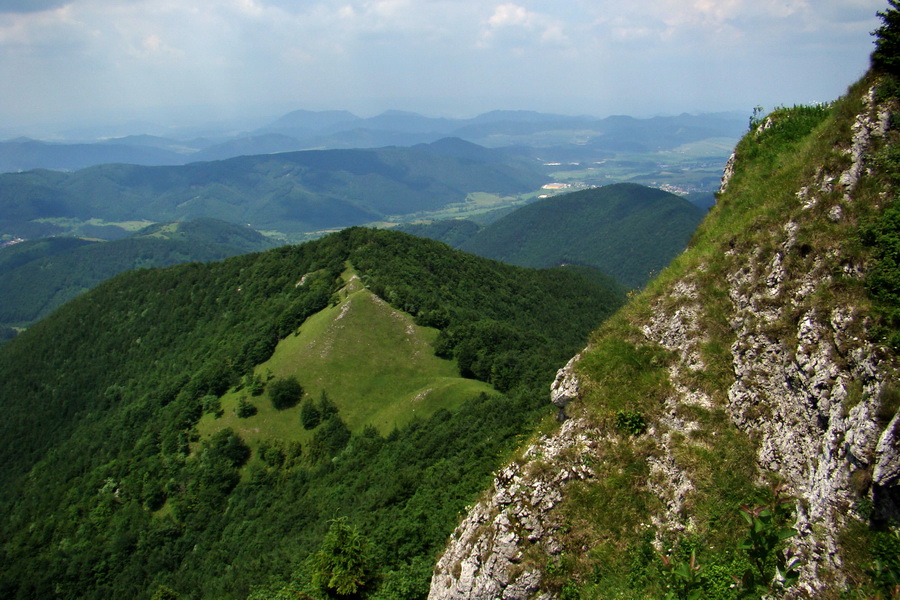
[549, 354, 581, 409]
[428, 87, 899, 599]
[428, 418, 599, 600]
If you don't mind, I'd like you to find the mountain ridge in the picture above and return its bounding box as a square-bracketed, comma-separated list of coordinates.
[0, 140, 546, 237]
[0, 218, 276, 328]
[426, 73, 900, 600]
[0, 227, 625, 599]
[457, 182, 705, 289]
[0, 110, 746, 174]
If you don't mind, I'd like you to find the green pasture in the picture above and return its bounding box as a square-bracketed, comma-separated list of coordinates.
[198, 268, 495, 447]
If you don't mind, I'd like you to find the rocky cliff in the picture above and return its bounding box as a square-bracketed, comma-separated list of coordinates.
[428, 80, 900, 599]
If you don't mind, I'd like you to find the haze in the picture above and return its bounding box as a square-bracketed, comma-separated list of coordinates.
[0, 0, 886, 136]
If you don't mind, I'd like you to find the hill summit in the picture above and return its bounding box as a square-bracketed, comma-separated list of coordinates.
[457, 182, 705, 289]
[0, 227, 624, 599]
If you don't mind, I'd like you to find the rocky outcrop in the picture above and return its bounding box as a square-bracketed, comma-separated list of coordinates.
[724, 225, 895, 594]
[429, 87, 900, 599]
[428, 411, 598, 600]
[549, 353, 581, 420]
[720, 152, 737, 193]
[719, 87, 898, 594]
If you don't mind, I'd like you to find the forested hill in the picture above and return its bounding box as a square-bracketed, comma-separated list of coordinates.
[0, 140, 545, 236]
[0, 227, 624, 599]
[0, 218, 276, 328]
[458, 183, 705, 289]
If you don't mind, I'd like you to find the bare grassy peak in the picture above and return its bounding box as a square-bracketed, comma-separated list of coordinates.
[429, 80, 900, 599]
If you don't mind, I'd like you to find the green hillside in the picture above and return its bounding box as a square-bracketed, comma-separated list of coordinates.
[0, 218, 275, 327]
[200, 267, 496, 447]
[465, 72, 900, 600]
[457, 183, 705, 288]
[0, 141, 546, 238]
[0, 227, 624, 599]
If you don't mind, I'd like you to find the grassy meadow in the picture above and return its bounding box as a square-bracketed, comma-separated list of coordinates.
[199, 268, 496, 449]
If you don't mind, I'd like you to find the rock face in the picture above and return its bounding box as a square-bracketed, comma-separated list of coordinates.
[549, 353, 581, 420]
[718, 88, 898, 595]
[428, 412, 598, 600]
[428, 87, 900, 600]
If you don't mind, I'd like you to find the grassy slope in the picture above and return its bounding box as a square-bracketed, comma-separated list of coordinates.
[199, 268, 495, 446]
[533, 78, 891, 598]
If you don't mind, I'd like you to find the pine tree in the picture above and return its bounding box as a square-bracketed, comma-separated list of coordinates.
[310, 518, 373, 597]
[873, 0, 900, 75]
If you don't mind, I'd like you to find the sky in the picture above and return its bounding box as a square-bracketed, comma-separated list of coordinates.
[0, 0, 889, 134]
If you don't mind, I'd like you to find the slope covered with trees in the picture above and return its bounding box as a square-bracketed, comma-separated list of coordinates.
[457, 183, 705, 288]
[0, 141, 546, 238]
[0, 218, 275, 327]
[0, 227, 623, 599]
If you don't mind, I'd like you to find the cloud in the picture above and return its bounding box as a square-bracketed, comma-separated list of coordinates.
[480, 2, 569, 48]
[0, 0, 885, 126]
[130, 33, 182, 59]
[488, 3, 535, 28]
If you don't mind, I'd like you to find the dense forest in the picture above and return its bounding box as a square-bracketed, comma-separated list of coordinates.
[0, 227, 624, 599]
[0, 218, 275, 327]
[458, 183, 705, 289]
[399, 183, 704, 289]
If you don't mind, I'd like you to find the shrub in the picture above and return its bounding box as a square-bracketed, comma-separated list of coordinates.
[873, 1, 900, 76]
[307, 416, 351, 463]
[300, 399, 322, 430]
[310, 518, 374, 597]
[201, 394, 222, 416]
[205, 428, 251, 468]
[268, 376, 303, 410]
[615, 409, 648, 436]
[236, 397, 257, 418]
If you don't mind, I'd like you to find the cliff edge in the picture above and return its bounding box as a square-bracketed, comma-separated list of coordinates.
[429, 77, 900, 600]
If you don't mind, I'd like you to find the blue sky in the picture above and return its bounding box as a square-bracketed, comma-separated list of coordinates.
[0, 0, 887, 131]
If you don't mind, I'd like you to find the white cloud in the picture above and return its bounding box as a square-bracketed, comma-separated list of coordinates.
[488, 3, 534, 28]
[480, 2, 569, 48]
[131, 33, 182, 59]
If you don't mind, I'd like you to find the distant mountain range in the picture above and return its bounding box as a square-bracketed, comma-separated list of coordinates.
[1, 182, 700, 330]
[0, 109, 747, 173]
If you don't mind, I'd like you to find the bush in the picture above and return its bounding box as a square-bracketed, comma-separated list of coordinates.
[300, 399, 322, 430]
[201, 394, 222, 416]
[268, 376, 303, 410]
[615, 410, 648, 436]
[236, 397, 257, 418]
[310, 518, 374, 597]
[859, 199, 900, 348]
[205, 428, 251, 468]
[308, 416, 351, 463]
